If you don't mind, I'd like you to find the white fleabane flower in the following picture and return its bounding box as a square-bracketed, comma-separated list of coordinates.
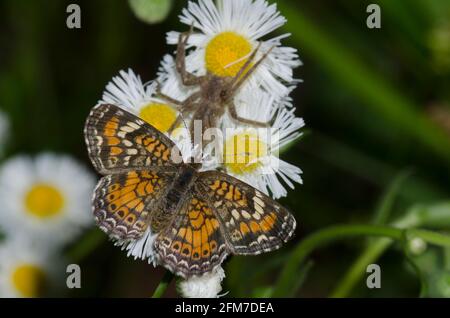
[157, 54, 195, 102]
[0, 239, 61, 298]
[167, 0, 301, 99]
[100, 68, 192, 156]
[209, 91, 304, 199]
[114, 228, 159, 266]
[0, 153, 95, 248]
[178, 266, 226, 298]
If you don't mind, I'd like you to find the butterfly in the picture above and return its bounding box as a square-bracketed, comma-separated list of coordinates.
[84, 103, 296, 277]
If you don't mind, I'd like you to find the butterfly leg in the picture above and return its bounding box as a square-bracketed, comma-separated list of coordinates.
[176, 24, 204, 86]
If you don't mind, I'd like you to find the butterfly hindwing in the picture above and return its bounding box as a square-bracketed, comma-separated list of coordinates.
[93, 169, 174, 241]
[84, 104, 181, 175]
[197, 171, 296, 255]
[154, 187, 229, 278]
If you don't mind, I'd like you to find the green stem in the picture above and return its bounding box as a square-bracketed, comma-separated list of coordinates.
[330, 202, 450, 297]
[408, 229, 450, 248]
[151, 270, 174, 298]
[272, 224, 404, 297]
[330, 238, 392, 298]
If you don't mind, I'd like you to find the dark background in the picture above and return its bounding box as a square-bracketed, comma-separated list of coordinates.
[1, 0, 449, 297]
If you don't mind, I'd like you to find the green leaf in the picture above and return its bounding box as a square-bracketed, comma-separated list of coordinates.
[278, 1, 450, 168]
[372, 169, 414, 225]
[252, 287, 273, 298]
[128, 0, 173, 24]
[405, 245, 450, 297]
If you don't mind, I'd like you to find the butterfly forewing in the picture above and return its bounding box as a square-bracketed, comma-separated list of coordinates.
[84, 104, 181, 175]
[93, 169, 175, 241]
[197, 171, 297, 255]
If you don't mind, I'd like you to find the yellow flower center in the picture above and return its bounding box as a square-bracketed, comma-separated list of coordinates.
[12, 264, 47, 298]
[223, 132, 268, 175]
[205, 31, 253, 77]
[139, 103, 178, 133]
[25, 183, 64, 219]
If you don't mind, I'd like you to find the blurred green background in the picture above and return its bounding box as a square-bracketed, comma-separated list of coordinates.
[1, 0, 449, 297]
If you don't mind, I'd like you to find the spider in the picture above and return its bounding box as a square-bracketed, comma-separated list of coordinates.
[156, 25, 274, 148]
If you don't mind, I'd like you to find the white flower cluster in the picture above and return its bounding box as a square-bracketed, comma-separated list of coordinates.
[0, 153, 95, 297]
[99, 0, 303, 298]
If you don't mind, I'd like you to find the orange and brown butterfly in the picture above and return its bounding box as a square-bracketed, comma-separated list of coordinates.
[84, 103, 297, 277]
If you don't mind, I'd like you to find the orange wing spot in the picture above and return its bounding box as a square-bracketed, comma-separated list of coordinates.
[238, 198, 248, 207]
[135, 135, 144, 145]
[145, 182, 155, 194]
[110, 147, 123, 155]
[192, 246, 202, 260]
[135, 202, 145, 213]
[116, 208, 128, 219]
[107, 137, 120, 146]
[260, 213, 277, 232]
[162, 148, 170, 161]
[141, 171, 157, 179]
[103, 128, 115, 137]
[210, 240, 217, 252]
[127, 171, 139, 178]
[189, 209, 201, 220]
[116, 207, 129, 218]
[185, 227, 193, 244]
[240, 222, 251, 236]
[202, 244, 211, 258]
[171, 241, 182, 252]
[142, 136, 156, 146]
[125, 214, 136, 224]
[108, 203, 118, 212]
[177, 227, 187, 238]
[126, 198, 141, 209]
[108, 184, 119, 191]
[210, 180, 221, 191]
[154, 144, 166, 158]
[119, 185, 137, 194]
[205, 218, 214, 235]
[203, 206, 213, 216]
[193, 230, 202, 247]
[250, 221, 261, 233]
[135, 221, 145, 230]
[181, 243, 192, 256]
[146, 140, 160, 153]
[136, 181, 149, 196]
[225, 185, 234, 201]
[211, 218, 220, 230]
[112, 191, 136, 206]
[105, 121, 118, 130]
[110, 116, 120, 123]
[191, 213, 204, 230]
[234, 188, 242, 200]
[201, 226, 209, 245]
